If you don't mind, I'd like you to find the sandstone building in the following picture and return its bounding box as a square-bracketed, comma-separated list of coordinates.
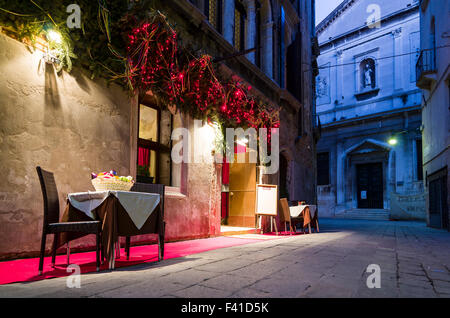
[0, 0, 318, 258]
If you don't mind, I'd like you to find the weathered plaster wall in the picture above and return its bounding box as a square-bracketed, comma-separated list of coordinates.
[0, 34, 133, 258]
[0, 34, 222, 259]
[419, 0, 450, 228]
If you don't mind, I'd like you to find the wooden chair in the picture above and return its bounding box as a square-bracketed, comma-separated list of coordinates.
[309, 206, 320, 233]
[36, 166, 102, 275]
[125, 182, 165, 261]
[279, 198, 305, 234]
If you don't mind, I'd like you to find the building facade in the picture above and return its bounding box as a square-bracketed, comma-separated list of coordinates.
[0, 0, 317, 259]
[315, 0, 425, 219]
[416, 0, 450, 230]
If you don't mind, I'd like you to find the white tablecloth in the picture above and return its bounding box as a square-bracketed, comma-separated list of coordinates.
[68, 191, 160, 230]
[289, 205, 317, 218]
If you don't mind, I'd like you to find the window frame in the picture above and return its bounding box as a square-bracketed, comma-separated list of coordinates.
[137, 101, 173, 185]
[234, 0, 246, 51]
[204, 0, 223, 34]
[255, 1, 262, 68]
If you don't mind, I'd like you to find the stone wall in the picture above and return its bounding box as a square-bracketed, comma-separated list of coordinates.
[0, 34, 132, 258]
[390, 192, 426, 221]
[0, 33, 222, 259]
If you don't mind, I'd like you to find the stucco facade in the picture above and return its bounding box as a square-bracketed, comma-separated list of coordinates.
[416, 0, 450, 230]
[315, 0, 425, 219]
[0, 0, 317, 259]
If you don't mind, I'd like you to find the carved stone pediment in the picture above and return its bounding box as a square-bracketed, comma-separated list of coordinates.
[348, 140, 390, 155]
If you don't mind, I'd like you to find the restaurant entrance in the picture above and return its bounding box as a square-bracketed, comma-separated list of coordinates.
[227, 151, 257, 228]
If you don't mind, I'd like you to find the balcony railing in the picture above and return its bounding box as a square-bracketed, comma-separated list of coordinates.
[416, 47, 437, 85]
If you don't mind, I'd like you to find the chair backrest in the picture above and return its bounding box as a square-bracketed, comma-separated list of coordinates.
[279, 198, 291, 223]
[36, 166, 60, 225]
[131, 182, 165, 219]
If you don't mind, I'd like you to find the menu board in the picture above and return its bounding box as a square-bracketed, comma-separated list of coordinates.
[255, 184, 278, 216]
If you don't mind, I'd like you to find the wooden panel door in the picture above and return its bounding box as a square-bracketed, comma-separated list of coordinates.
[357, 163, 383, 209]
[428, 168, 448, 230]
[228, 152, 257, 227]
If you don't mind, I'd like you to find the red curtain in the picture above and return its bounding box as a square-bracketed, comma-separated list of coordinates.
[221, 192, 229, 219]
[138, 147, 150, 166]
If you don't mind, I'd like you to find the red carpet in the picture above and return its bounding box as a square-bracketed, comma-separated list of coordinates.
[0, 235, 275, 285]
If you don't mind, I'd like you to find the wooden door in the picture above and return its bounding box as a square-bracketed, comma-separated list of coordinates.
[357, 163, 383, 209]
[228, 152, 257, 227]
[428, 168, 448, 230]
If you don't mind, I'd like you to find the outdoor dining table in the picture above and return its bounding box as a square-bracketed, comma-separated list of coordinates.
[289, 204, 316, 233]
[58, 190, 162, 269]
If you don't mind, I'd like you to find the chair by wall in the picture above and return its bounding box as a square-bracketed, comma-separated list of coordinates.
[279, 198, 305, 234]
[126, 182, 165, 260]
[36, 166, 102, 275]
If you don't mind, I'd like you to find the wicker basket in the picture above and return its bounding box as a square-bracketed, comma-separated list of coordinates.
[91, 178, 134, 191]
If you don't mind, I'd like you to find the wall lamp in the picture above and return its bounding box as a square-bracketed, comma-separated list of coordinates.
[388, 130, 408, 146]
[34, 27, 62, 65]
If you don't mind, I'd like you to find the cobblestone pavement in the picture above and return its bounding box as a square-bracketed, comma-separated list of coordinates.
[1, 218, 450, 298]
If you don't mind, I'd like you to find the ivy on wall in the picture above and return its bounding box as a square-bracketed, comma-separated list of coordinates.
[0, 0, 279, 133]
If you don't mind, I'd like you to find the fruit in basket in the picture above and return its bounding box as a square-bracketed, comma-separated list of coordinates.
[91, 171, 133, 182]
[91, 171, 134, 191]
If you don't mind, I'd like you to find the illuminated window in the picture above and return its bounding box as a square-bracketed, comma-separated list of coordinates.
[204, 0, 223, 33]
[137, 103, 181, 187]
[255, 1, 261, 67]
[234, 0, 246, 51]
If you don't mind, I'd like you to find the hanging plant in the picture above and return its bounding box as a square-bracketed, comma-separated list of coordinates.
[124, 11, 180, 102]
[178, 54, 226, 119]
[0, 1, 280, 137]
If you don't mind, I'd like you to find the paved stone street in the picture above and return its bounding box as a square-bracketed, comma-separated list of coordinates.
[1, 218, 450, 298]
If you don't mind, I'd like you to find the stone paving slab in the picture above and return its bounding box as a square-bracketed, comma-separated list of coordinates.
[1, 218, 450, 298]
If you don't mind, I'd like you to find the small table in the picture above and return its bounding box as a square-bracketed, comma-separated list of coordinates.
[289, 205, 316, 233]
[60, 191, 161, 269]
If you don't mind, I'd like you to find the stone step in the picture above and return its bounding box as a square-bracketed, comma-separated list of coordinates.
[334, 209, 390, 220]
[220, 226, 261, 236]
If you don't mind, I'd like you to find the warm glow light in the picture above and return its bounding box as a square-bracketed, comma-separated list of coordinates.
[237, 137, 249, 146]
[46, 30, 62, 44]
[388, 138, 398, 145]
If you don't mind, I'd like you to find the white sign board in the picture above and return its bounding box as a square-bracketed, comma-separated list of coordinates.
[255, 184, 278, 216]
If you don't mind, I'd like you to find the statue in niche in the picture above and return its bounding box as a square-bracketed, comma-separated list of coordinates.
[364, 64, 373, 88]
[361, 59, 375, 89]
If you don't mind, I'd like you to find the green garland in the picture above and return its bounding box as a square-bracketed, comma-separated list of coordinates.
[0, 1, 279, 133]
[0, 0, 140, 78]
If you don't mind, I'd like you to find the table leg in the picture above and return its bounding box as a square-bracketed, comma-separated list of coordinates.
[158, 235, 162, 262]
[109, 243, 115, 270]
[66, 242, 70, 265]
[116, 238, 120, 259]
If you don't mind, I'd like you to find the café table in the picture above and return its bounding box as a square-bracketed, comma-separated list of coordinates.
[289, 204, 316, 233]
[58, 190, 161, 269]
